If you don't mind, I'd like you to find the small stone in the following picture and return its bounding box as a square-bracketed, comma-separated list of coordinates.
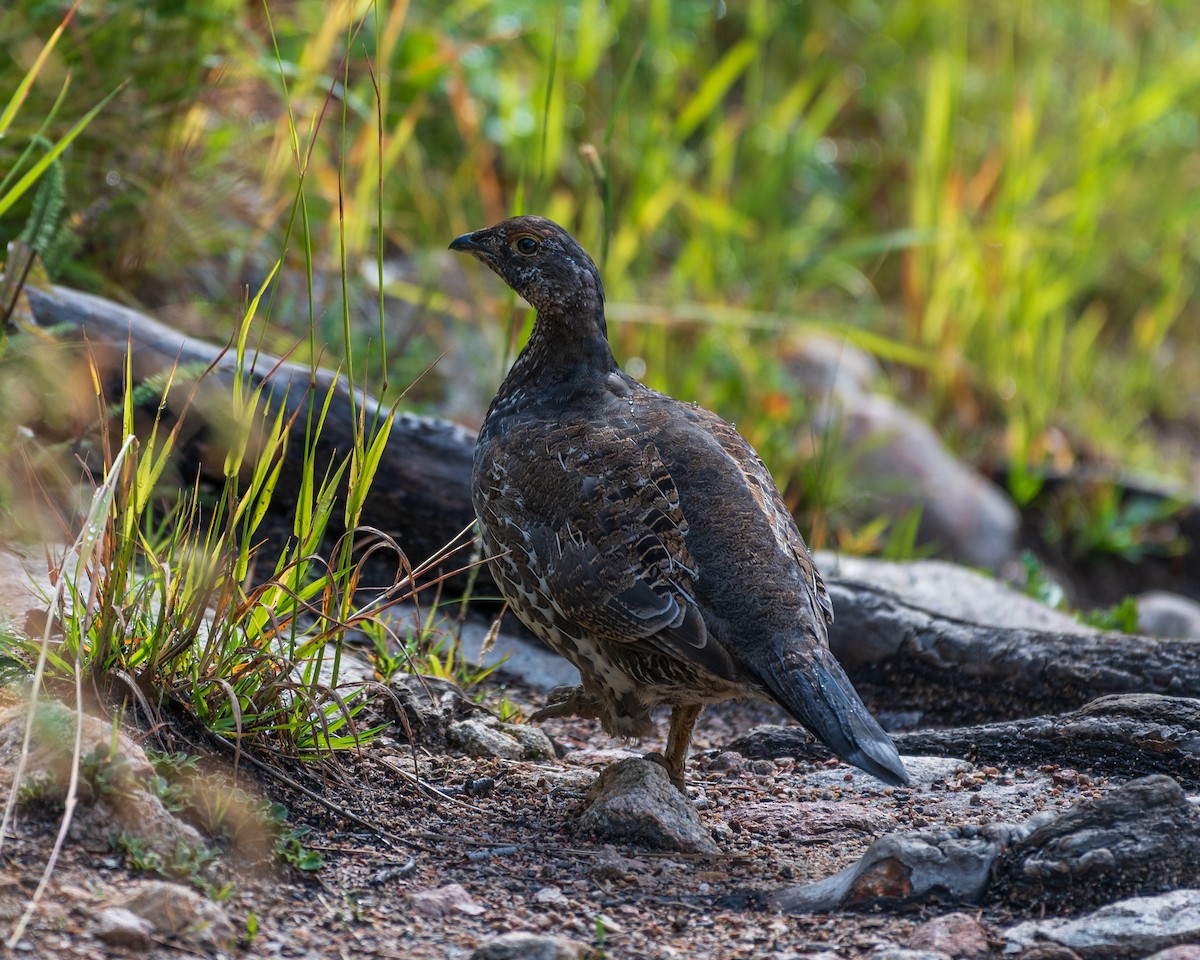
[589, 845, 647, 882]
[870, 949, 950, 960]
[92, 907, 154, 949]
[411, 882, 485, 918]
[908, 912, 990, 959]
[471, 930, 595, 960]
[1136, 591, 1200, 639]
[790, 373, 1019, 570]
[447, 719, 524, 760]
[533, 885, 568, 905]
[503, 721, 556, 759]
[773, 822, 1023, 913]
[577, 757, 719, 854]
[707, 751, 745, 774]
[120, 880, 237, 950]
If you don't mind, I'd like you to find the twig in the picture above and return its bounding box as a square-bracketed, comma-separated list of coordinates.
[377, 755, 485, 811]
[204, 731, 438, 853]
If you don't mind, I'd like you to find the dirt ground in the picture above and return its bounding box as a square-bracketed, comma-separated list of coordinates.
[0, 676, 1120, 960]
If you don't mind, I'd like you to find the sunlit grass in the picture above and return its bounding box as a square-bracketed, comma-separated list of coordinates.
[3, 0, 1199, 533]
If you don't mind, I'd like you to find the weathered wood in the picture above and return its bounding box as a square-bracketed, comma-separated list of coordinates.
[823, 579, 1200, 724]
[989, 774, 1200, 912]
[18, 281, 482, 589]
[726, 695, 1200, 789]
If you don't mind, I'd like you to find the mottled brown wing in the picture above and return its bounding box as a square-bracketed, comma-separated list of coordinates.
[516, 435, 738, 680]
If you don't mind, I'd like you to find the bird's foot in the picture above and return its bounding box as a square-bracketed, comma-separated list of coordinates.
[643, 751, 688, 794]
[530, 684, 604, 723]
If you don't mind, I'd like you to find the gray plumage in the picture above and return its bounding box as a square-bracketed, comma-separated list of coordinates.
[451, 216, 907, 790]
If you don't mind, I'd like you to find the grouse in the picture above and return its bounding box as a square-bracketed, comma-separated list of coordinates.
[451, 216, 908, 791]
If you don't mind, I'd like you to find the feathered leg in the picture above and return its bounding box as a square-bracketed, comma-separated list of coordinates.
[660, 703, 703, 793]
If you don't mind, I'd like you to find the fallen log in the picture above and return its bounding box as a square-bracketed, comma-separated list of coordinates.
[16, 281, 482, 590]
[823, 580, 1200, 724]
[724, 694, 1200, 789]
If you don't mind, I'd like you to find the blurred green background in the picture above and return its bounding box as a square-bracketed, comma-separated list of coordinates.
[4, 0, 1199, 554]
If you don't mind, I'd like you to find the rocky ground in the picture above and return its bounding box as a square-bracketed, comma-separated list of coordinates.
[1, 650, 1198, 960]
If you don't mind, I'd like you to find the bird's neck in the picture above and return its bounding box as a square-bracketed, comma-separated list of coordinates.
[505, 295, 618, 391]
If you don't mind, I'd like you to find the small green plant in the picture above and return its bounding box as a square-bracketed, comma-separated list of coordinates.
[263, 803, 324, 872]
[146, 749, 201, 781]
[15, 774, 57, 809]
[1080, 595, 1140, 634]
[1019, 550, 1067, 611]
[1017, 551, 1142, 633]
[111, 832, 231, 898]
[490, 693, 524, 725]
[111, 833, 163, 874]
[365, 605, 507, 695]
[1072, 489, 1189, 563]
[79, 744, 140, 803]
[366, 620, 406, 684]
[144, 751, 325, 874]
[407, 631, 502, 691]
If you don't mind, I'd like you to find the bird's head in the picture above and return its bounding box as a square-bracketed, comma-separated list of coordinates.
[449, 216, 605, 316]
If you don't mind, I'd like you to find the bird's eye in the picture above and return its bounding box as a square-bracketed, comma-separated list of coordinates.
[514, 235, 539, 256]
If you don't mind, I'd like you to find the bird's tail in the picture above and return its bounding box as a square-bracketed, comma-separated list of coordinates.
[754, 641, 909, 787]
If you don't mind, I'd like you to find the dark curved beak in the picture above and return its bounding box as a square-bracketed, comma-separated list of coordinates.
[449, 233, 480, 253]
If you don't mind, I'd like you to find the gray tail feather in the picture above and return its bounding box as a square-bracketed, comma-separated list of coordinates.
[759, 644, 909, 787]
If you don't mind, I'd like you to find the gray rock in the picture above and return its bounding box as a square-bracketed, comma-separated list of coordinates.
[1137, 591, 1200, 639]
[577, 757, 719, 854]
[783, 333, 881, 400]
[389, 673, 481, 748]
[786, 753, 972, 792]
[471, 930, 595, 960]
[0, 545, 50, 633]
[447, 719, 526, 760]
[840, 394, 1020, 570]
[1145, 946, 1200, 960]
[772, 822, 1024, 913]
[775, 774, 1200, 915]
[786, 336, 1018, 571]
[1002, 890, 1200, 958]
[120, 880, 237, 950]
[443, 715, 554, 760]
[411, 882, 485, 918]
[816, 555, 1095, 644]
[908, 912, 990, 959]
[92, 907, 154, 949]
[504, 722, 556, 760]
[0, 702, 208, 858]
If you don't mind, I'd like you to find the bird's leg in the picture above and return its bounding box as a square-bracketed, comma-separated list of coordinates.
[657, 703, 703, 794]
[529, 684, 604, 723]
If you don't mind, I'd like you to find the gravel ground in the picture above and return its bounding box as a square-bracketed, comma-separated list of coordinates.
[0, 686, 1113, 959]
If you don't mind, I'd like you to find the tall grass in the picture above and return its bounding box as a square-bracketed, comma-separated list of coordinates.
[4, 0, 1199, 520]
[0, 2, 483, 762]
